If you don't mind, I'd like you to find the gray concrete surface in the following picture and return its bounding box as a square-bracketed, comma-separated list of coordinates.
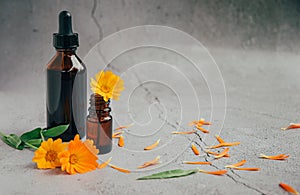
[1, 1, 300, 195]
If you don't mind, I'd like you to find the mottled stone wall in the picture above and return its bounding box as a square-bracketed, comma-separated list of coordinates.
[1, 0, 300, 86]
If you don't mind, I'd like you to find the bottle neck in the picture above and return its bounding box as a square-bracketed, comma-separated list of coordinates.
[55, 48, 77, 55]
[88, 94, 111, 118]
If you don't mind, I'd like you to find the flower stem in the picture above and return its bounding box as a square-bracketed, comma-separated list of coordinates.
[24, 142, 38, 150]
[40, 130, 45, 141]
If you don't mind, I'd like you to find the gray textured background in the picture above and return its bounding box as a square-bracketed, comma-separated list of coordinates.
[1, 1, 300, 195]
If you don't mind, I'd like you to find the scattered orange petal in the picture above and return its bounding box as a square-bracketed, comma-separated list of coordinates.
[260, 154, 289, 160]
[172, 130, 197, 134]
[115, 123, 133, 130]
[207, 142, 240, 149]
[232, 167, 260, 171]
[109, 164, 131, 173]
[98, 157, 112, 169]
[144, 139, 160, 150]
[214, 148, 230, 159]
[137, 156, 160, 169]
[281, 123, 300, 131]
[205, 150, 230, 157]
[191, 143, 200, 156]
[118, 135, 124, 147]
[189, 118, 212, 126]
[112, 131, 124, 138]
[183, 161, 211, 165]
[196, 125, 210, 133]
[225, 160, 246, 168]
[279, 182, 299, 195]
[215, 135, 225, 144]
[198, 169, 227, 175]
[188, 120, 199, 126]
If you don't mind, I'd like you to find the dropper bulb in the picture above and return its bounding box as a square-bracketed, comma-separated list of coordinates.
[58, 11, 73, 35]
[53, 10, 79, 49]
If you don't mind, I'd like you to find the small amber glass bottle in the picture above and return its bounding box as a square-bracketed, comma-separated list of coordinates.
[86, 94, 112, 154]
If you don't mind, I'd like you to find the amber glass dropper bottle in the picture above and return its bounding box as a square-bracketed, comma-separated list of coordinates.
[46, 11, 86, 141]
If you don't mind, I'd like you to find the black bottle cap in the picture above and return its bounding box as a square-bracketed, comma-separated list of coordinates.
[53, 11, 79, 49]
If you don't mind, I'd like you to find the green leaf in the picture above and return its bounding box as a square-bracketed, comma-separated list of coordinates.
[20, 128, 42, 142]
[42, 124, 69, 138]
[0, 133, 24, 150]
[24, 139, 42, 149]
[137, 169, 198, 180]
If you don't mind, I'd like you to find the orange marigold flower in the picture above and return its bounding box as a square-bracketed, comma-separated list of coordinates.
[58, 135, 98, 175]
[32, 138, 66, 169]
[90, 70, 125, 102]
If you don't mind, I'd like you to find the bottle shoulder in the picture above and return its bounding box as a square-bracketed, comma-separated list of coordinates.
[47, 52, 86, 72]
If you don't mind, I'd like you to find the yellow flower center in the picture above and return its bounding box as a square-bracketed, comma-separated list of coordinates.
[100, 85, 111, 93]
[69, 154, 78, 164]
[45, 150, 57, 162]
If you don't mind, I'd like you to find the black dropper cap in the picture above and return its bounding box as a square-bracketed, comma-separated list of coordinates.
[53, 11, 79, 49]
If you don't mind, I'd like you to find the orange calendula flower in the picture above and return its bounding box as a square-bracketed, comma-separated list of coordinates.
[259, 154, 289, 160]
[281, 123, 300, 130]
[98, 157, 112, 169]
[183, 161, 211, 165]
[191, 143, 200, 156]
[109, 164, 131, 173]
[144, 139, 160, 150]
[58, 135, 98, 175]
[138, 156, 161, 169]
[279, 182, 299, 195]
[32, 138, 66, 169]
[225, 160, 247, 168]
[90, 70, 125, 102]
[172, 130, 197, 134]
[198, 169, 227, 175]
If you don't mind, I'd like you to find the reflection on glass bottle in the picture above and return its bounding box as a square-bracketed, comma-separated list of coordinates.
[46, 11, 86, 141]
